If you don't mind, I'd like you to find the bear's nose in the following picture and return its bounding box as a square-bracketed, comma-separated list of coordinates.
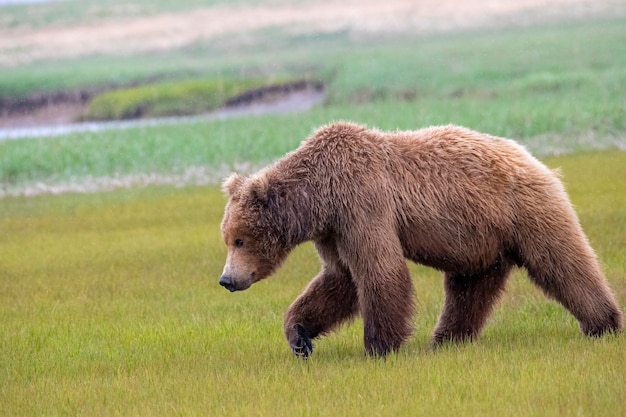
[219, 275, 237, 292]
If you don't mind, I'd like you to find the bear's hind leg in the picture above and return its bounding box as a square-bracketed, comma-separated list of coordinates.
[516, 198, 623, 336]
[523, 248, 623, 337]
[431, 259, 512, 348]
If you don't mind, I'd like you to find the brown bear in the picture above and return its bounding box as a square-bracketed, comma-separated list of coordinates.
[219, 122, 623, 358]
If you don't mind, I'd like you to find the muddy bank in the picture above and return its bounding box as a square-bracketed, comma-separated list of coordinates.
[0, 89, 92, 128]
[0, 79, 161, 128]
[0, 82, 325, 140]
[0, 80, 324, 139]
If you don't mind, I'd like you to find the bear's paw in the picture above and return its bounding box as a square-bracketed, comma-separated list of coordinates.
[288, 323, 313, 359]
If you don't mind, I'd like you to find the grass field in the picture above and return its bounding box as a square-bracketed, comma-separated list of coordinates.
[1, 1, 625, 416]
[1, 151, 625, 416]
[2, 19, 626, 197]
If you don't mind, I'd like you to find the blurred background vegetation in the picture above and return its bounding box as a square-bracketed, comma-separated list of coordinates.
[1, 1, 624, 196]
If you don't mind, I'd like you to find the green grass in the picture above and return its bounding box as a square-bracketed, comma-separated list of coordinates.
[1, 4, 625, 415]
[1, 151, 624, 416]
[2, 95, 625, 196]
[2, 19, 625, 195]
[82, 77, 296, 120]
[3, 18, 626, 104]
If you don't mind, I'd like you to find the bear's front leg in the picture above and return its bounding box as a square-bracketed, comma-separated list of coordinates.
[348, 235, 417, 358]
[360, 266, 416, 357]
[284, 255, 359, 359]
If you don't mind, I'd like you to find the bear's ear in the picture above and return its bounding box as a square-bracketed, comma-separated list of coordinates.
[247, 175, 271, 204]
[222, 173, 246, 197]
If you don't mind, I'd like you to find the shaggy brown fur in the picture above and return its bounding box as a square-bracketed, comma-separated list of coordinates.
[219, 122, 623, 358]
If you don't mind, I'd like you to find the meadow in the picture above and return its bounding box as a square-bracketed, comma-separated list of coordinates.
[1, 151, 625, 416]
[2, 18, 626, 195]
[1, 2, 626, 416]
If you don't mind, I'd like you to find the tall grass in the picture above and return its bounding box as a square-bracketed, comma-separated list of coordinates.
[1, 151, 624, 416]
[2, 95, 625, 196]
[2, 19, 625, 195]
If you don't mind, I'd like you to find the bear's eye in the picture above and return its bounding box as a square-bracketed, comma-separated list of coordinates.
[234, 239, 244, 248]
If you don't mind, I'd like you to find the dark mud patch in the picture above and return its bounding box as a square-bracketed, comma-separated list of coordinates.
[225, 80, 323, 107]
[0, 79, 159, 128]
[0, 89, 94, 128]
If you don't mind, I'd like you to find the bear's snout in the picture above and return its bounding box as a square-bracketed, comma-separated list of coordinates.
[219, 275, 253, 292]
[219, 275, 238, 292]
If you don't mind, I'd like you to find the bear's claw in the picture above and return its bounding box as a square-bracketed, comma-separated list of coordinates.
[289, 323, 313, 359]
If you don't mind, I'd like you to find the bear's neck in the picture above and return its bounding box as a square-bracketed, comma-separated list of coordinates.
[268, 179, 328, 248]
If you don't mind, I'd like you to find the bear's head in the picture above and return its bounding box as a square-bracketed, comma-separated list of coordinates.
[219, 173, 291, 292]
